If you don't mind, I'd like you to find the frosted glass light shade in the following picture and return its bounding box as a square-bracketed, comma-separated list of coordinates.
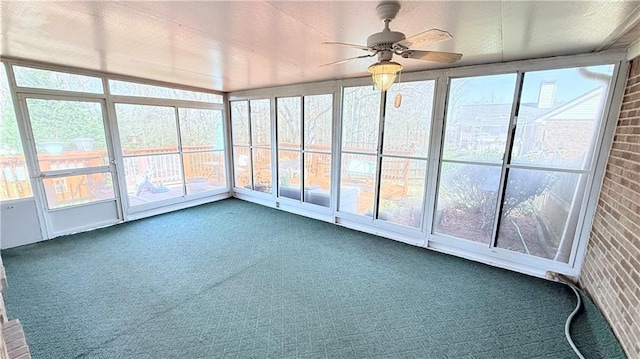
[367, 61, 403, 91]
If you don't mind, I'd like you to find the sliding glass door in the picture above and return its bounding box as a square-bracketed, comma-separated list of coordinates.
[116, 104, 183, 207]
[115, 103, 226, 211]
[179, 108, 227, 194]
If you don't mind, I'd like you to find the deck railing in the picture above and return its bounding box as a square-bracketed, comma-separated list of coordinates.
[0, 156, 32, 200]
[2, 145, 419, 201]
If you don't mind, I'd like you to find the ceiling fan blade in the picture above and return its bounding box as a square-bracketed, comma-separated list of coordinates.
[403, 50, 462, 63]
[394, 29, 452, 49]
[322, 41, 371, 52]
[319, 54, 375, 67]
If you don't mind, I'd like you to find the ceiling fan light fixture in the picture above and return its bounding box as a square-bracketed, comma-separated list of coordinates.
[368, 60, 403, 91]
[322, 2, 462, 88]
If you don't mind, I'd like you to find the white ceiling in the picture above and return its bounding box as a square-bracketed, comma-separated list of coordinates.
[1, 1, 639, 93]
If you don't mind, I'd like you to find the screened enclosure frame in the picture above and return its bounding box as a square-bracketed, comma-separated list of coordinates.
[229, 51, 628, 278]
[229, 84, 340, 216]
[429, 60, 627, 274]
[1, 57, 229, 235]
[1, 50, 628, 278]
[337, 77, 439, 236]
[16, 93, 118, 212]
[275, 94, 335, 209]
[108, 97, 226, 215]
[229, 98, 276, 198]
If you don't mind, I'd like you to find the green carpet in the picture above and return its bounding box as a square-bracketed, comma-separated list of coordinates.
[2, 198, 625, 358]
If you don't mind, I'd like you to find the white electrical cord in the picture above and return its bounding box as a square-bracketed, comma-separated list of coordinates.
[545, 272, 586, 359]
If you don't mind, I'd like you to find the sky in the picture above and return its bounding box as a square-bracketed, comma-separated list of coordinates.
[452, 64, 615, 106]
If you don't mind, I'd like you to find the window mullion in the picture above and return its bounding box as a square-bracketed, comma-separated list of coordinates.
[174, 106, 188, 196]
[373, 90, 386, 220]
[270, 97, 278, 198]
[489, 71, 525, 247]
[247, 101, 255, 190]
[300, 96, 305, 203]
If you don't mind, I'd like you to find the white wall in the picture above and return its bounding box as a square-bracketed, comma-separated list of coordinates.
[1, 198, 43, 249]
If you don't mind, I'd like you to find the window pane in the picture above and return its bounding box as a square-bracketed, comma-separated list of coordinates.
[27, 99, 109, 167]
[123, 154, 184, 207]
[43, 172, 114, 209]
[434, 163, 502, 244]
[278, 150, 301, 200]
[496, 169, 584, 263]
[233, 147, 251, 189]
[252, 148, 272, 193]
[108, 80, 222, 103]
[115, 104, 178, 156]
[0, 158, 31, 200]
[342, 86, 380, 153]
[384, 81, 434, 158]
[179, 108, 224, 150]
[1, 63, 33, 200]
[304, 94, 332, 151]
[277, 97, 301, 150]
[183, 151, 226, 194]
[13, 66, 103, 94]
[231, 101, 250, 145]
[442, 74, 517, 164]
[511, 65, 615, 170]
[250, 99, 271, 147]
[340, 154, 376, 215]
[304, 153, 331, 207]
[378, 158, 426, 228]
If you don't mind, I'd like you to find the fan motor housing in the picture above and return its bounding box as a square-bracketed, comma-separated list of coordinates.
[376, 1, 401, 22]
[366, 31, 406, 50]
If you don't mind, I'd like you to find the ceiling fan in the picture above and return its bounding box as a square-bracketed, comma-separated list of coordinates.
[322, 1, 462, 91]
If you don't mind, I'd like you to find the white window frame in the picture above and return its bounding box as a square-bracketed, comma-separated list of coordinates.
[1, 57, 229, 228]
[275, 94, 335, 212]
[228, 51, 628, 278]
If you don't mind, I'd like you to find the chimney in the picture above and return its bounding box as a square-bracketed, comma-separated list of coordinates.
[537, 79, 556, 109]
